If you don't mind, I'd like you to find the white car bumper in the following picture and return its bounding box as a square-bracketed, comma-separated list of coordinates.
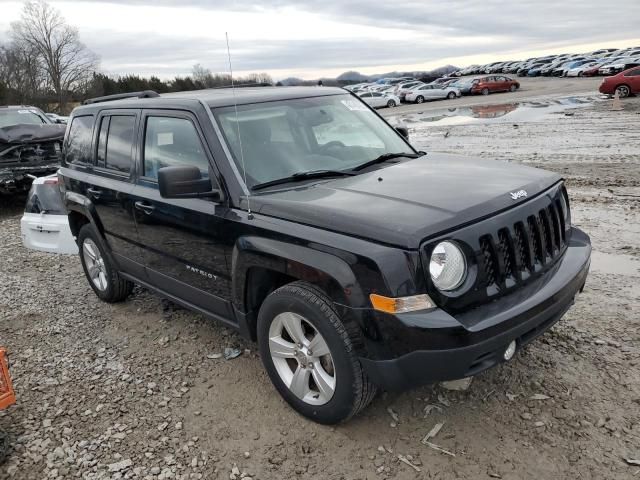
[20, 212, 78, 255]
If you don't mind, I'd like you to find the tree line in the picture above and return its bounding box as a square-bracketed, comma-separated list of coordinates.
[0, 1, 273, 114]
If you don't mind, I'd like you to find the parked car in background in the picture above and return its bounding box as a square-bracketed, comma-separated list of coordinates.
[0, 105, 65, 195]
[565, 60, 605, 77]
[393, 81, 424, 101]
[21, 174, 78, 255]
[45, 113, 69, 124]
[599, 58, 640, 76]
[470, 76, 520, 95]
[358, 91, 401, 108]
[405, 84, 461, 103]
[599, 66, 640, 97]
[449, 78, 477, 94]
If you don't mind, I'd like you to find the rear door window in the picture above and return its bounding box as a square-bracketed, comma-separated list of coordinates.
[65, 115, 94, 165]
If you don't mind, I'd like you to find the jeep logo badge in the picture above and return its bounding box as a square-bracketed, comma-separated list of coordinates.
[510, 189, 527, 200]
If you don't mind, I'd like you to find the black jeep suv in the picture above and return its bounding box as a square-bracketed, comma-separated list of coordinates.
[59, 87, 591, 424]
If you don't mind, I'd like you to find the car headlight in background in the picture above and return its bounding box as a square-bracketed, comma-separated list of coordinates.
[429, 241, 467, 291]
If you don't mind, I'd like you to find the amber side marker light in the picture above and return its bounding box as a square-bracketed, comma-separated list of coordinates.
[369, 294, 436, 314]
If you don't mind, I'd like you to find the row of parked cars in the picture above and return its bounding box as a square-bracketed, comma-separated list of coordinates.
[345, 75, 520, 108]
[453, 47, 640, 79]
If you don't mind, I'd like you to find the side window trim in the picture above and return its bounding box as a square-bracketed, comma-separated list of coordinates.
[93, 109, 140, 180]
[138, 109, 217, 186]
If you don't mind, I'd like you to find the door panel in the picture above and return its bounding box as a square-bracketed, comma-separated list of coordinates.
[133, 110, 233, 321]
[87, 110, 145, 278]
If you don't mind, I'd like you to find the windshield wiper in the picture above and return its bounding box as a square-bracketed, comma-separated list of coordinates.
[252, 169, 356, 191]
[350, 152, 424, 172]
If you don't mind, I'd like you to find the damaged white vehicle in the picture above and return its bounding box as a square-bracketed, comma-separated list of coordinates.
[21, 174, 77, 255]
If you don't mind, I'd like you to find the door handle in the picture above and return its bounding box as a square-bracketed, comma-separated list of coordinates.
[87, 187, 103, 198]
[134, 201, 155, 214]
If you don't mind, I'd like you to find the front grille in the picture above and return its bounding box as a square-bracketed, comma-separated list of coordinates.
[421, 183, 570, 313]
[0, 141, 61, 167]
[480, 197, 567, 294]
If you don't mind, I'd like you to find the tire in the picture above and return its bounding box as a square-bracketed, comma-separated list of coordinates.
[386, 99, 396, 108]
[415, 95, 424, 104]
[615, 84, 631, 98]
[447, 91, 456, 99]
[509, 84, 517, 92]
[78, 224, 134, 303]
[257, 281, 377, 424]
[481, 88, 490, 95]
[578, 72, 583, 77]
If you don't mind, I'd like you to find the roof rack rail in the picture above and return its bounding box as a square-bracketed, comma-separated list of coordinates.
[82, 90, 160, 105]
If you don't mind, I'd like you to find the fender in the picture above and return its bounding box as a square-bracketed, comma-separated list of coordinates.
[231, 235, 366, 312]
[63, 190, 105, 238]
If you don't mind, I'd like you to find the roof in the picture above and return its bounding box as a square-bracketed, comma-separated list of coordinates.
[73, 86, 348, 115]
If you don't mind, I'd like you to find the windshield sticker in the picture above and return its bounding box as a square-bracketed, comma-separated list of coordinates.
[341, 100, 369, 112]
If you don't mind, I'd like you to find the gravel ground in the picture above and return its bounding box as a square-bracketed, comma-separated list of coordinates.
[0, 90, 639, 480]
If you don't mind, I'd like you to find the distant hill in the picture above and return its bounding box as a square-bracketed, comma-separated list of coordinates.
[275, 65, 459, 86]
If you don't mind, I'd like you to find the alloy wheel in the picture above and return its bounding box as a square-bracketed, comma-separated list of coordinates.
[268, 312, 336, 406]
[82, 239, 108, 291]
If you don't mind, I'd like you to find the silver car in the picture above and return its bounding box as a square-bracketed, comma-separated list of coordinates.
[405, 84, 461, 103]
[357, 91, 401, 108]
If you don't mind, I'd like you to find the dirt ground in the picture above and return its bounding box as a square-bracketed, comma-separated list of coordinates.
[0, 83, 639, 480]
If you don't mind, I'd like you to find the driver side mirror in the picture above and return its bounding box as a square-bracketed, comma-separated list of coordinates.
[158, 166, 223, 201]
[395, 126, 409, 140]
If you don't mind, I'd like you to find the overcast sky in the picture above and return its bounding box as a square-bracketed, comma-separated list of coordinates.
[1, 0, 639, 80]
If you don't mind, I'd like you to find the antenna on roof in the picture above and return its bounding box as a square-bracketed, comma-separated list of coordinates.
[226, 32, 253, 220]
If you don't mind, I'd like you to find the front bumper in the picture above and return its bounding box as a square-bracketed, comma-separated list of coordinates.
[358, 227, 591, 391]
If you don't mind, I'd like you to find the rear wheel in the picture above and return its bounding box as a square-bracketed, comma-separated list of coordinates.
[257, 281, 377, 424]
[447, 91, 456, 99]
[386, 99, 396, 108]
[481, 88, 490, 95]
[78, 224, 133, 303]
[615, 84, 631, 98]
[415, 95, 425, 104]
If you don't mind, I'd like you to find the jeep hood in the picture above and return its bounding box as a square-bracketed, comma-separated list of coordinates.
[249, 153, 561, 249]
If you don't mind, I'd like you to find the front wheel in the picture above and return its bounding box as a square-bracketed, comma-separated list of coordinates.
[78, 224, 133, 303]
[615, 85, 631, 98]
[257, 281, 377, 424]
[415, 95, 425, 104]
[386, 99, 396, 108]
[509, 84, 517, 92]
[447, 91, 456, 99]
[481, 88, 490, 95]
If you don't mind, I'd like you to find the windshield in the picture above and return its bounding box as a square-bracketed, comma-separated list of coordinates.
[0, 109, 49, 128]
[213, 94, 413, 189]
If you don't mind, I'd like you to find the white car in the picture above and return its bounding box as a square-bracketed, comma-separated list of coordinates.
[20, 174, 77, 255]
[405, 84, 461, 103]
[357, 91, 401, 108]
[565, 61, 602, 77]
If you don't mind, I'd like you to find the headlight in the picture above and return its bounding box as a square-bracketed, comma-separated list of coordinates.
[429, 241, 467, 291]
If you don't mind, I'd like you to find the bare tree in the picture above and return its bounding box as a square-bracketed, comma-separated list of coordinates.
[10, 0, 98, 110]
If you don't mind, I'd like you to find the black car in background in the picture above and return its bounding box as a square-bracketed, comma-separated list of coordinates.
[58, 87, 591, 424]
[0, 105, 66, 194]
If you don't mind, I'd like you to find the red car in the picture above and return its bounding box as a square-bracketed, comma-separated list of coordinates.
[470, 76, 520, 95]
[599, 66, 640, 98]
